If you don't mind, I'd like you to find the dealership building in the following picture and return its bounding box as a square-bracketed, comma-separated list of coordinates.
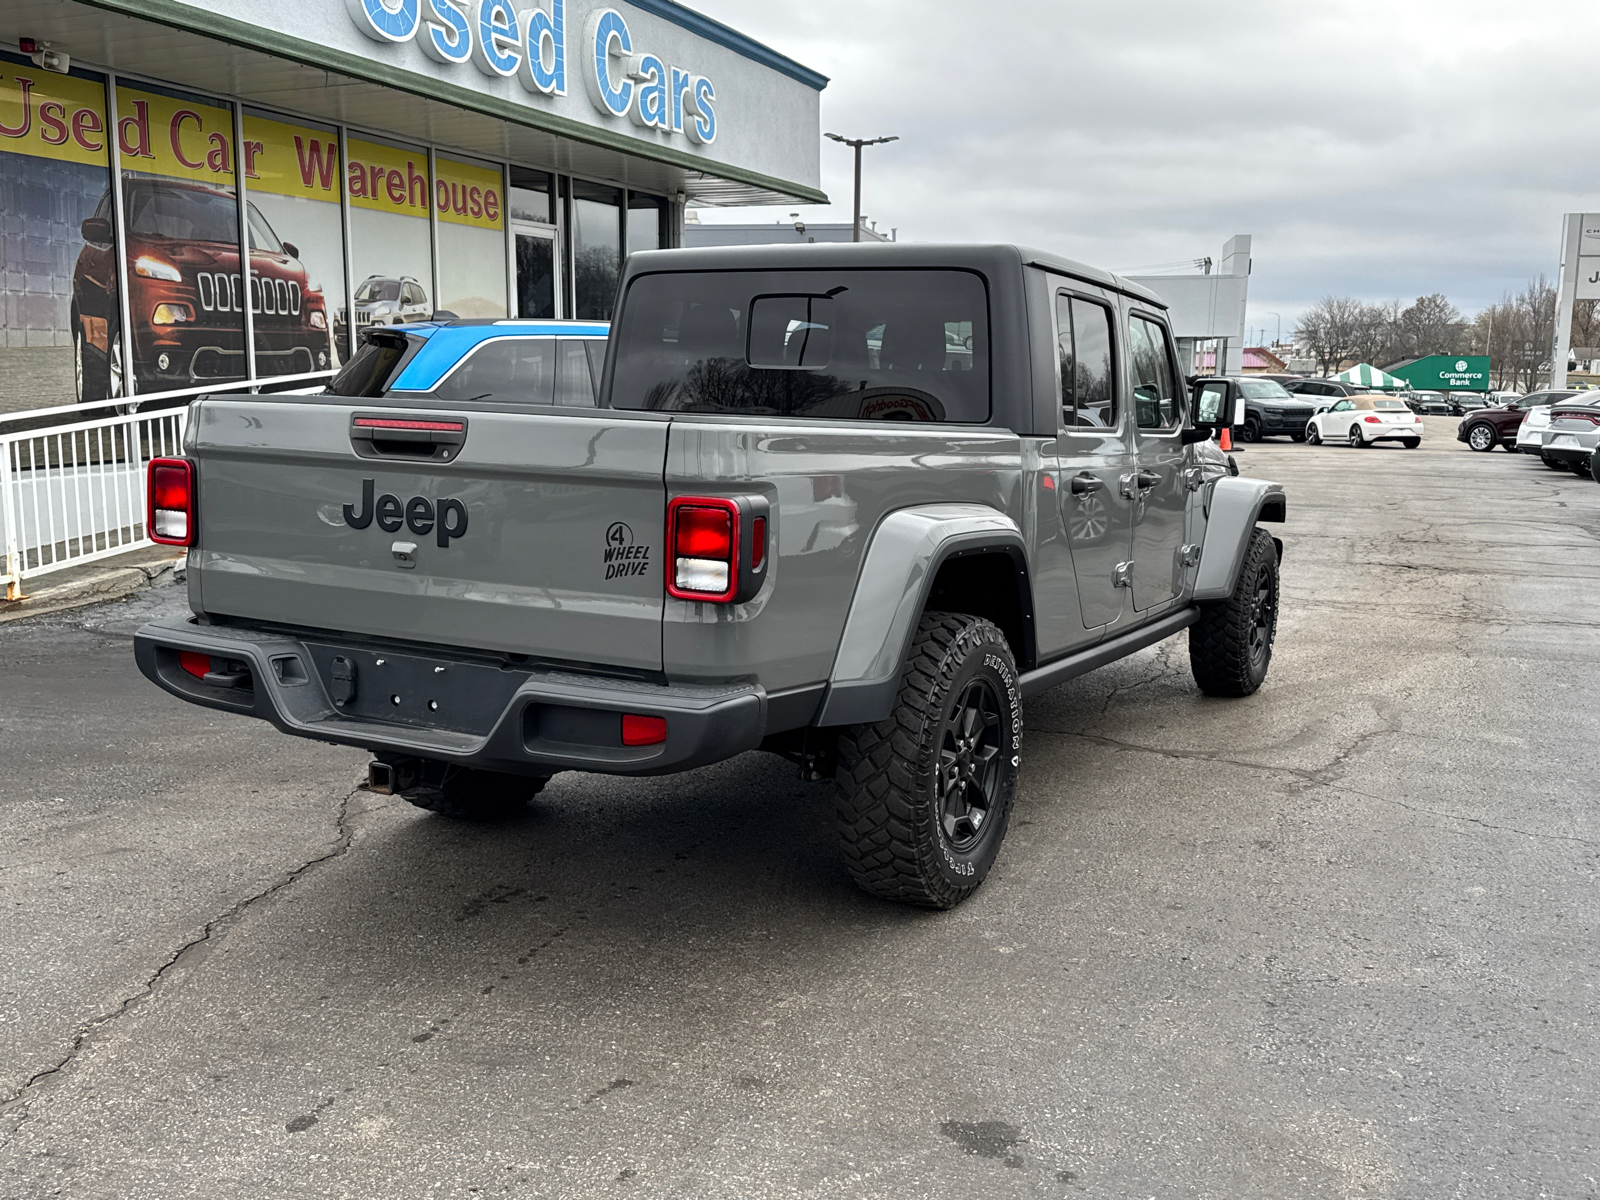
[0, 0, 826, 411]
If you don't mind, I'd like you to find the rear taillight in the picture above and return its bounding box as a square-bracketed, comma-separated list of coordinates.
[1363, 415, 1382, 424]
[147, 457, 195, 546]
[665, 494, 770, 603]
[178, 650, 210, 678]
[621, 713, 668, 746]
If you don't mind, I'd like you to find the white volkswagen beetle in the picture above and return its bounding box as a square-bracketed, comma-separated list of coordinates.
[1305, 394, 1423, 448]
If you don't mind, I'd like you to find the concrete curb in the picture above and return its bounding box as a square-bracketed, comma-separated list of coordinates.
[0, 553, 186, 624]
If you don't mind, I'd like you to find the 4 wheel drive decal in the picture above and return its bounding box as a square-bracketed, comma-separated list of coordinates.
[603, 521, 651, 580]
[342, 478, 468, 547]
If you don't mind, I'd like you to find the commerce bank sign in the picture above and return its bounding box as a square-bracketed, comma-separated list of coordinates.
[344, 0, 717, 144]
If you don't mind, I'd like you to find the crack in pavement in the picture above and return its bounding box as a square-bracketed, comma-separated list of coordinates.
[1029, 726, 1600, 849]
[0, 787, 361, 1129]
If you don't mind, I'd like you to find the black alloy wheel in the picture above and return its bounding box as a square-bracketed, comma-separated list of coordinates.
[1242, 418, 1262, 443]
[1466, 423, 1497, 452]
[1245, 557, 1279, 674]
[938, 678, 1005, 852]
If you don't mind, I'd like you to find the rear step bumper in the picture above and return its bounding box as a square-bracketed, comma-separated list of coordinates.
[134, 618, 767, 777]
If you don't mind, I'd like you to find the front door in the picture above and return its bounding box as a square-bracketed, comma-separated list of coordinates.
[513, 221, 560, 318]
[1126, 311, 1188, 611]
[1040, 288, 1134, 650]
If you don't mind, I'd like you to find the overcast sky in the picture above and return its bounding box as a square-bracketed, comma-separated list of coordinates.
[690, 0, 1600, 339]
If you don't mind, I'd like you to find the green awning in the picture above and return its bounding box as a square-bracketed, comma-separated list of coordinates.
[1332, 363, 1409, 390]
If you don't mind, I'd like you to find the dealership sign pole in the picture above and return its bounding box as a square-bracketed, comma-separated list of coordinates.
[1552, 212, 1600, 391]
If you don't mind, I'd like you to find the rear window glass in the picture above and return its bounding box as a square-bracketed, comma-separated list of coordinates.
[326, 336, 409, 397]
[1375, 400, 1409, 410]
[609, 269, 990, 422]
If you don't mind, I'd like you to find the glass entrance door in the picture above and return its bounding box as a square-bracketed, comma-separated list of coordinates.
[513, 222, 560, 318]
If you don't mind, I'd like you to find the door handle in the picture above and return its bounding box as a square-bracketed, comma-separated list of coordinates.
[1135, 471, 1161, 490]
[1069, 473, 1103, 495]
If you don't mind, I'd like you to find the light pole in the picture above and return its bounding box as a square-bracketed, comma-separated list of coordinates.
[1267, 312, 1281, 347]
[824, 132, 898, 242]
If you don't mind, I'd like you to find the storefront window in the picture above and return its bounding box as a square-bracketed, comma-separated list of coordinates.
[571, 179, 621, 320]
[627, 192, 665, 256]
[0, 55, 118, 410]
[240, 109, 343, 375]
[508, 166, 554, 224]
[115, 81, 246, 394]
[435, 152, 507, 320]
[345, 135, 433, 344]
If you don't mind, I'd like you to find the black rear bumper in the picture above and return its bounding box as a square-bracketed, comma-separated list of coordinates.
[134, 618, 771, 777]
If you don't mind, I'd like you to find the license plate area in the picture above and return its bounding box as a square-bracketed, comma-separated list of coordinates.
[303, 643, 526, 735]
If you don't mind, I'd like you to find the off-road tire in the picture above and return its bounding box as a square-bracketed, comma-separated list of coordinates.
[1189, 527, 1279, 698]
[1466, 423, 1496, 452]
[401, 766, 546, 821]
[835, 611, 1022, 909]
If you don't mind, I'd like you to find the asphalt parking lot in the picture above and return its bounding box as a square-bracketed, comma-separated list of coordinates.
[2, 416, 1596, 1200]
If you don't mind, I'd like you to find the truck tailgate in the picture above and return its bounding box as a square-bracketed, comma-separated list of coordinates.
[189, 398, 668, 671]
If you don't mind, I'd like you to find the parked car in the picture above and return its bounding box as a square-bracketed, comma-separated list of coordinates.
[1455, 390, 1579, 453]
[1191, 376, 1317, 442]
[1407, 390, 1453, 415]
[72, 180, 330, 400]
[1284, 378, 1369, 401]
[1452, 392, 1490, 413]
[1305, 395, 1423, 448]
[1536, 400, 1600, 475]
[131, 241, 1287, 911]
[1512, 391, 1582, 453]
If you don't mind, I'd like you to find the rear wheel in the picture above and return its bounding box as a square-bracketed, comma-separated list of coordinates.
[1348, 425, 1365, 447]
[1290, 431, 1306, 443]
[1466, 423, 1496, 452]
[399, 765, 547, 821]
[1190, 527, 1279, 698]
[1402, 438, 1421, 449]
[1542, 455, 1568, 470]
[835, 611, 1021, 909]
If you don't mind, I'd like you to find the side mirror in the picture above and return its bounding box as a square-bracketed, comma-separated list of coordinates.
[1183, 389, 1229, 444]
[80, 216, 112, 245]
[281, 241, 300, 260]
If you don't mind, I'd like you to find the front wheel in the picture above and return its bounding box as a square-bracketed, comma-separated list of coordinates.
[1190, 527, 1279, 698]
[1466, 423, 1497, 452]
[1242, 418, 1261, 443]
[1306, 423, 1322, 446]
[835, 611, 1021, 909]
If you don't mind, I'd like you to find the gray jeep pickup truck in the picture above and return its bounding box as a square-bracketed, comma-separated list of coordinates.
[135, 243, 1285, 909]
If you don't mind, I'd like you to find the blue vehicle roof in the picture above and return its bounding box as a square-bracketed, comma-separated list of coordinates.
[388, 319, 609, 393]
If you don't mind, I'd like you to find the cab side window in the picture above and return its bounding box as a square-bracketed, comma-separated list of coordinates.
[1055, 292, 1118, 430]
[1128, 314, 1180, 430]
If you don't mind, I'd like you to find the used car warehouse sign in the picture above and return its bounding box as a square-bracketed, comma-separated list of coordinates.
[344, 0, 718, 143]
[1387, 355, 1491, 392]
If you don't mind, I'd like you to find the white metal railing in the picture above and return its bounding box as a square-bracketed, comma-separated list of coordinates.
[0, 370, 335, 430]
[1, 407, 189, 600]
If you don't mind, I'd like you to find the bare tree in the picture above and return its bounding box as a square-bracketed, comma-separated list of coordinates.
[1295, 296, 1364, 374]
[1394, 293, 1465, 360]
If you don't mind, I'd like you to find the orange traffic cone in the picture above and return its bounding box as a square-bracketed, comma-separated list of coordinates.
[1218, 425, 1233, 452]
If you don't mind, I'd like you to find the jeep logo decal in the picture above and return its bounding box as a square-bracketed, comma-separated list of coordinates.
[342, 478, 468, 547]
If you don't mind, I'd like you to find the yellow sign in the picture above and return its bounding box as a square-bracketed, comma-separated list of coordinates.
[116, 86, 235, 184]
[0, 69, 110, 168]
[346, 136, 430, 219]
[241, 112, 340, 204]
[435, 156, 504, 231]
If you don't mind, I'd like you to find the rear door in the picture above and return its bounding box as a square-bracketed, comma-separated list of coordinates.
[1045, 287, 1133, 639]
[190, 397, 668, 671]
[1125, 310, 1187, 612]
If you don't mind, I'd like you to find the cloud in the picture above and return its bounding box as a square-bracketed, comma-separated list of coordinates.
[689, 0, 1600, 327]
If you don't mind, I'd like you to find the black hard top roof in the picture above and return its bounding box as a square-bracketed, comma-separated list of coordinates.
[625, 242, 1166, 308]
